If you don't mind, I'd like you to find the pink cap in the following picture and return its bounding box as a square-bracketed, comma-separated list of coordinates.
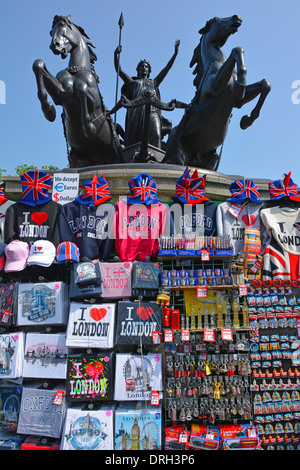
[4, 240, 29, 272]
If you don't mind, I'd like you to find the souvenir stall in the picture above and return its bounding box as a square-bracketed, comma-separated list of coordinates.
[0, 167, 299, 452]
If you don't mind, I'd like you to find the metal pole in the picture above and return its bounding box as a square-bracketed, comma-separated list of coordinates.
[114, 12, 124, 126]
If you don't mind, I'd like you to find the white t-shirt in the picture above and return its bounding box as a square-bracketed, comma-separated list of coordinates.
[260, 205, 300, 255]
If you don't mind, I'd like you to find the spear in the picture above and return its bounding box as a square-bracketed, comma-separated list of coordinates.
[114, 12, 124, 126]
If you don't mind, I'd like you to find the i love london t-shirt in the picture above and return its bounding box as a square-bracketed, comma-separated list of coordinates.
[216, 200, 266, 254]
[260, 205, 300, 255]
[4, 200, 61, 246]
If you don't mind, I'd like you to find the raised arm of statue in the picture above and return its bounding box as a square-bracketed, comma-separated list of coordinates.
[155, 40, 180, 86]
[114, 46, 132, 84]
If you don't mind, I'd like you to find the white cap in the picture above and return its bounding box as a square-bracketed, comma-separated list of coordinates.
[27, 240, 56, 267]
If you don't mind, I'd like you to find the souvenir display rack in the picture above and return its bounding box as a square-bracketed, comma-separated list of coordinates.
[0, 168, 299, 451]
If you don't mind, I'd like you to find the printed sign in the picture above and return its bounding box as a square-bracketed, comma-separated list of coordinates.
[52, 173, 79, 205]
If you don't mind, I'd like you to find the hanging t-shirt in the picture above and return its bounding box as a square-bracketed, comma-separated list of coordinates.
[260, 204, 300, 279]
[115, 301, 162, 345]
[4, 200, 61, 246]
[0, 200, 14, 243]
[260, 204, 300, 255]
[114, 353, 162, 401]
[66, 302, 116, 349]
[100, 262, 132, 299]
[17, 386, 66, 438]
[60, 405, 115, 450]
[66, 353, 114, 402]
[113, 200, 168, 261]
[0, 331, 24, 379]
[169, 200, 217, 237]
[58, 200, 115, 260]
[216, 200, 267, 254]
[17, 282, 69, 326]
[22, 332, 68, 379]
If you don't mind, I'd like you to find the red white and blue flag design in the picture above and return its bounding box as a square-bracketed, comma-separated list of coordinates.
[19, 170, 52, 206]
[56, 241, 80, 264]
[268, 172, 300, 202]
[174, 167, 209, 205]
[127, 173, 161, 205]
[227, 179, 263, 204]
[0, 188, 8, 206]
[77, 174, 111, 206]
[262, 238, 300, 280]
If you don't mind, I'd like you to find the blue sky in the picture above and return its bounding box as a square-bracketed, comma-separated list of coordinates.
[0, 0, 300, 183]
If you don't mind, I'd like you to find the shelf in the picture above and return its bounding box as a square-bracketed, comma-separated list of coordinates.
[166, 284, 238, 291]
[158, 255, 233, 261]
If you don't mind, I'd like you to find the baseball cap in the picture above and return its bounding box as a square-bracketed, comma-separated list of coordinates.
[4, 240, 29, 272]
[56, 241, 80, 264]
[27, 240, 56, 267]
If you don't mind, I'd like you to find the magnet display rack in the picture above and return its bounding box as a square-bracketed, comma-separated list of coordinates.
[247, 281, 300, 450]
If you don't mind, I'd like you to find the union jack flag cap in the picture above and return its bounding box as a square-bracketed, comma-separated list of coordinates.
[56, 241, 80, 264]
[0, 188, 8, 205]
[227, 179, 263, 204]
[76, 174, 111, 206]
[173, 167, 209, 205]
[127, 173, 161, 205]
[267, 172, 300, 202]
[19, 170, 52, 206]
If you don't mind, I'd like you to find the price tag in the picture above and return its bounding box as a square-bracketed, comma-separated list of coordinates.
[201, 250, 210, 261]
[228, 202, 244, 218]
[197, 285, 208, 298]
[250, 260, 262, 273]
[53, 390, 65, 406]
[247, 427, 257, 438]
[203, 328, 215, 342]
[205, 431, 215, 440]
[179, 431, 189, 443]
[221, 328, 233, 341]
[239, 284, 248, 296]
[164, 329, 173, 343]
[181, 329, 190, 341]
[1, 309, 11, 324]
[150, 390, 160, 405]
[152, 331, 161, 345]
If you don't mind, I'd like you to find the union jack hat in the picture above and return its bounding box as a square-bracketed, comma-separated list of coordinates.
[0, 188, 8, 205]
[173, 167, 209, 205]
[19, 170, 52, 206]
[56, 241, 80, 264]
[267, 172, 300, 202]
[76, 174, 111, 206]
[227, 179, 263, 204]
[127, 173, 161, 205]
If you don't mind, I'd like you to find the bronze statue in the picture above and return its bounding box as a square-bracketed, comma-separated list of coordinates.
[162, 15, 271, 171]
[33, 15, 122, 168]
[113, 40, 180, 149]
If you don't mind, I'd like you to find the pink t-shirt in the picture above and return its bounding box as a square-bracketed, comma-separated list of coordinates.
[113, 200, 168, 261]
[100, 262, 132, 298]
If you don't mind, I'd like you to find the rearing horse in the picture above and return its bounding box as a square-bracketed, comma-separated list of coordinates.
[33, 15, 122, 168]
[163, 15, 271, 170]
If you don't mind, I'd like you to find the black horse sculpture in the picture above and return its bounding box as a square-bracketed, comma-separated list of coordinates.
[163, 15, 271, 171]
[33, 15, 122, 168]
